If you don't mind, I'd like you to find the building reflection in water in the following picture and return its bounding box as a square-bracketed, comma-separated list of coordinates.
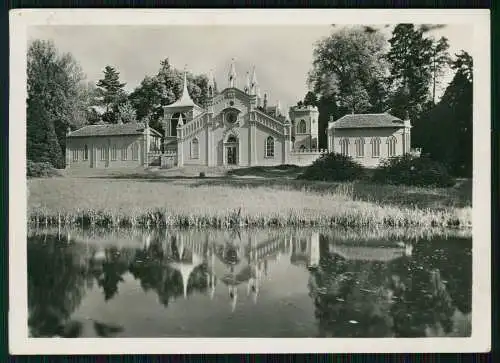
[27, 227, 470, 337]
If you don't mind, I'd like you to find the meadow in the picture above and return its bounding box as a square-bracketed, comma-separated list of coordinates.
[27, 166, 472, 230]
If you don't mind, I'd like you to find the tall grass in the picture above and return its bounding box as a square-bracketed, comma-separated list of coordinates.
[29, 204, 472, 230]
[27, 177, 472, 230]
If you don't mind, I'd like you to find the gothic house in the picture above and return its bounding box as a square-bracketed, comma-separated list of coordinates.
[162, 60, 317, 167]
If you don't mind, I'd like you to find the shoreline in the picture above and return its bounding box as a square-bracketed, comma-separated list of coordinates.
[27, 170, 472, 231]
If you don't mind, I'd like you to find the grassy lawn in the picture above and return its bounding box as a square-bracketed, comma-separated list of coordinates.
[28, 166, 472, 229]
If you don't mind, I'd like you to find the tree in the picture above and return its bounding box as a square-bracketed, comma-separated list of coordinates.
[411, 51, 473, 176]
[27, 39, 89, 168]
[430, 37, 451, 104]
[308, 26, 389, 115]
[129, 58, 209, 134]
[308, 26, 389, 147]
[303, 91, 318, 106]
[117, 101, 137, 124]
[96, 66, 127, 123]
[386, 24, 434, 119]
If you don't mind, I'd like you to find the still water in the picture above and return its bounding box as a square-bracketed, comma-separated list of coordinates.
[27, 228, 472, 338]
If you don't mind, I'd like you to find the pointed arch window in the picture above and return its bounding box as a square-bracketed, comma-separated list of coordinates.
[83, 145, 88, 161]
[370, 137, 381, 157]
[298, 119, 307, 134]
[190, 138, 199, 159]
[355, 138, 365, 157]
[387, 135, 397, 157]
[340, 138, 349, 156]
[265, 136, 275, 158]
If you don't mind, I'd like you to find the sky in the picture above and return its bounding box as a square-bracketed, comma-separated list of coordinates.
[28, 24, 473, 112]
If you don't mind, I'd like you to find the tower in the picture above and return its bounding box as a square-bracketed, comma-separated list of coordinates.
[288, 104, 320, 150]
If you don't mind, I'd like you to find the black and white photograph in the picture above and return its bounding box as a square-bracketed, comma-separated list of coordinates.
[9, 9, 490, 354]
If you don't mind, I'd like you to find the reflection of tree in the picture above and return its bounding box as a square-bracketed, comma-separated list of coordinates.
[308, 240, 394, 337]
[308, 235, 470, 337]
[390, 258, 455, 337]
[91, 247, 129, 301]
[28, 235, 89, 337]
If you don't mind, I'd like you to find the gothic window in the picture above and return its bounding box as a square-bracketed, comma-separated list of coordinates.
[265, 136, 274, 158]
[191, 138, 199, 159]
[340, 138, 349, 156]
[83, 145, 88, 161]
[132, 142, 139, 160]
[111, 144, 117, 161]
[387, 135, 397, 157]
[122, 145, 128, 160]
[298, 119, 307, 134]
[355, 138, 365, 157]
[371, 137, 381, 157]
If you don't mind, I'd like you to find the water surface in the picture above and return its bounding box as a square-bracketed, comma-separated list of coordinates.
[27, 228, 472, 338]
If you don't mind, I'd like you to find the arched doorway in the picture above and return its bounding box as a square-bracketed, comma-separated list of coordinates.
[225, 134, 239, 166]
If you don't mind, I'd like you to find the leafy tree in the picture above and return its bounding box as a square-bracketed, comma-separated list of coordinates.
[96, 66, 127, 123]
[27, 39, 89, 168]
[386, 24, 434, 118]
[117, 101, 137, 123]
[303, 91, 318, 106]
[129, 58, 209, 134]
[308, 26, 389, 115]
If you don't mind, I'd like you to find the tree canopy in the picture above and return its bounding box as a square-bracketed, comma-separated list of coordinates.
[27, 39, 92, 168]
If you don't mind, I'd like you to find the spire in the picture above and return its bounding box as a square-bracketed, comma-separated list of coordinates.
[250, 66, 258, 93]
[277, 100, 281, 116]
[164, 65, 196, 108]
[244, 71, 251, 93]
[228, 58, 237, 88]
[177, 113, 184, 126]
[208, 68, 216, 97]
[263, 92, 268, 110]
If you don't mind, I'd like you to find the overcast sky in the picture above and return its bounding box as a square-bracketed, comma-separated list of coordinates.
[28, 24, 472, 112]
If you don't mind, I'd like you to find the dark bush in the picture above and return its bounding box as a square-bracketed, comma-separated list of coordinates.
[275, 164, 300, 170]
[297, 152, 366, 181]
[199, 172, 206, 178]
[372, 154, 455, 187]
[27, 160, 61, 178]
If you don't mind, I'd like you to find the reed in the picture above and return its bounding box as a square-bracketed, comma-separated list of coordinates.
[28, 205, 471, 230]
[27, 177, 472, 230]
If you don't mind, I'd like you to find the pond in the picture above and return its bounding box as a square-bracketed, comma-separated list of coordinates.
[27, 227, 472, 338]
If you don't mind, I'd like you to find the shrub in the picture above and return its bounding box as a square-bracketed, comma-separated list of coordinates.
[27, 160, 61, 178]
[275, 164, 300, 170]
[199, 172, 206, 178]
[297, 152, 366, 181]
[372, 154, 455, 188]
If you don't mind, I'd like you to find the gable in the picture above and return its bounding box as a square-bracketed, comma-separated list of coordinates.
[212, 88, 251, 116]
